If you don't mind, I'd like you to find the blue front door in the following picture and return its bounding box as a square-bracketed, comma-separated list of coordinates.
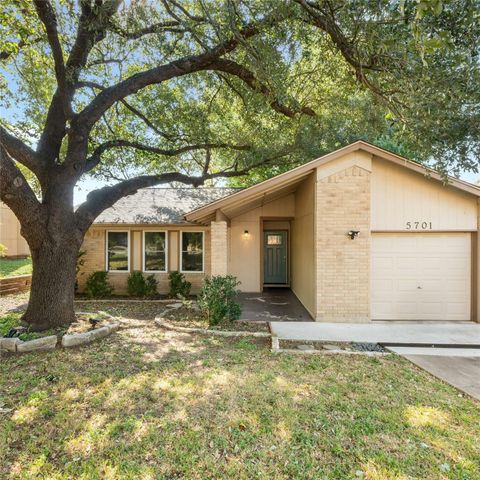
[264, 231, 287, 284]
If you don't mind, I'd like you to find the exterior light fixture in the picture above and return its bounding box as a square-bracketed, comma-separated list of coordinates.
[243, 230, 250, 238]
[348, 230, 360, 240]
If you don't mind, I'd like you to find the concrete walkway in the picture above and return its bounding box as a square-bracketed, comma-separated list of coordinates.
[269, 321, 480, 345]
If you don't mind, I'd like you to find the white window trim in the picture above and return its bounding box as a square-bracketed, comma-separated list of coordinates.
[180, 231, 205, 273]
[142, 230, 168, 273]
[106, 230, 130, 272]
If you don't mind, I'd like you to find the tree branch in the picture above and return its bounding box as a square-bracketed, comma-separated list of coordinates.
[109, 20, 186, 39]
[0, 125, 44, 175]
[76, 80, 180, 141]
[75, 162, 256, 232]
[84, 139, 251, 172]
[33, 0, 69, 117]
[209, 59, 315, 117]
[0, 146, 44, 245]
[75, 14, 282, 132]
[37, 0, 121, 163]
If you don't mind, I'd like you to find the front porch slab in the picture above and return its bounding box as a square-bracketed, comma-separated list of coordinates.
[239, 288, 312, 322]
[269, 321, 480, 345]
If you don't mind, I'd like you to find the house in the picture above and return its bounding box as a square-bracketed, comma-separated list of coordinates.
[78, 141, 480, 323]
[0, 202, 30, 258]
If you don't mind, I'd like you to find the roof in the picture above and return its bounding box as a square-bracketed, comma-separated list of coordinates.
[185, 140, 480, 224]
[94, 187, 241, 225]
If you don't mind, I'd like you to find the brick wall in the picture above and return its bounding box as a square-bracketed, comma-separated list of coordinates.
[316, 165, 371, 322]
[77, 226, 210, 295]
[210, 221, 228, 276]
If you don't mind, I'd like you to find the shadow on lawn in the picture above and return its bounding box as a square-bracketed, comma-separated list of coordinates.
[1, 311, 479, 479]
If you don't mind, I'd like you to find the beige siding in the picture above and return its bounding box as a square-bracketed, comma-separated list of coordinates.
[228, 194, 295, 292]
[169, 231, 179, 271]
[0, 203, 29, 257]
[291, 174, 315, 316]
[371, 157, 477, 231]
[211, 221, 228, 275]
[78, 225, 210, 295]
[132, 231, 142, 270]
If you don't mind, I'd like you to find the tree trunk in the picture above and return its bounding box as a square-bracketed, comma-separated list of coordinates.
[22, 240, 80, 331]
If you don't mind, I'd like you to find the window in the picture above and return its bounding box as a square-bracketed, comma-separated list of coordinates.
[143, 231, 167, 272]
[267, 234, 283, 245]
[181, 231, 204, 272]
[107, 231, 129, 271]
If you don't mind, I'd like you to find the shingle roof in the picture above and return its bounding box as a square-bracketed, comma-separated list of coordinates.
[94, 187, 241, 225]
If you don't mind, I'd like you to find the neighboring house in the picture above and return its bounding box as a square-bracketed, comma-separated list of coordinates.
[0, 202, 29, 258]
[78, 141, 480, 323]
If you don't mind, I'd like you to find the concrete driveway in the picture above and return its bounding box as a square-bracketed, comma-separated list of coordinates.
[388, 347, 480, 400]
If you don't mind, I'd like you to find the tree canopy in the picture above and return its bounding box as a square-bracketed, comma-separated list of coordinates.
[1, 0, 479, 196]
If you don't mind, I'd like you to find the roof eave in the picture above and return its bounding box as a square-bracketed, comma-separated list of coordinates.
[184, 141, 480, 223]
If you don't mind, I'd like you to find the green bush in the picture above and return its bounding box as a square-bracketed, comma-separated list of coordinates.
[0, 244, 7, 257]
[168, 271, 191, 298]
[198, 275, 241, 326]
[145, 274, 158, 297]
[85, 271, 113, 298]
[127, 271, 158, 297]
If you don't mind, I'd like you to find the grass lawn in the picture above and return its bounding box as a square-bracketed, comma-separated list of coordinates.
[0, 257, 32, 278]
[0, 301, 479, 479]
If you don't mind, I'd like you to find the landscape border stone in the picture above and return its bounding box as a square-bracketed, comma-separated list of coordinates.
[155, 316, 271, 338]
[0, 312, 121, 354]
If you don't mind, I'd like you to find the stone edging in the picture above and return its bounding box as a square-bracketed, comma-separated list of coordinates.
[271, 347, 390, 356]
[154, 317, 271, 338]
[270, 336, 390, 356]
[0, 312, 120, 354]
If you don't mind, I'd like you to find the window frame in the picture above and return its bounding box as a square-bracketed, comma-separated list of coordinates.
[106, 230, 130, 273]
[180, 230, 205, 274]
[142, 230, 168, 273]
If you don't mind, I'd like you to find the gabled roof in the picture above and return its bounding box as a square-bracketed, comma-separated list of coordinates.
[94, 187, 241, 225]
[185, 140, 480, 224]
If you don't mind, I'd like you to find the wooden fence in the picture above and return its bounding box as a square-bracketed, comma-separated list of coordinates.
[0, 274, 32, 295]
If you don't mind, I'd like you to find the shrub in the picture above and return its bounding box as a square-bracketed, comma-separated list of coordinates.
[198, 275, 241, 326]
[168, 271, 191, 298]
[127, 271, 158, 297]
[145, 274, 158, 297]
[0, 244, 7, 257]
[85, 271, 113, 298]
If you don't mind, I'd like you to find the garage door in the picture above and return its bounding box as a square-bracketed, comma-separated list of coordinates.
[371, 233, 471, 321]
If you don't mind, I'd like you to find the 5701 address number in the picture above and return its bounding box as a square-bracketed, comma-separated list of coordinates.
[405, 221, 433, 230]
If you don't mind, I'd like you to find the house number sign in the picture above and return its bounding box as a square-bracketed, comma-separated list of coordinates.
[405, 221, 433, 230]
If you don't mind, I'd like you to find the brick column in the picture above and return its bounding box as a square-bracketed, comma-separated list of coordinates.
[210, 220, 228, 276]
[316, 165, 371, 322]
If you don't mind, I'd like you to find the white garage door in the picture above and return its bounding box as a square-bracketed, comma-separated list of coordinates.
[371, 233, 471, 321]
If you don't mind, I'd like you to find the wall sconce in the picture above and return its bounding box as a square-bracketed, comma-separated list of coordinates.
[348, 230, 360, 240]
[243, 229, 250, 238]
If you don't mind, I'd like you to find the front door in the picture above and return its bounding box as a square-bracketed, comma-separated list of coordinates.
[264, 231, 287, 284]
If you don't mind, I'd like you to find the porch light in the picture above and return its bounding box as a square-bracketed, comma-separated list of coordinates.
[348, 230, 360, 240]
[243, 230, 250, 238]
